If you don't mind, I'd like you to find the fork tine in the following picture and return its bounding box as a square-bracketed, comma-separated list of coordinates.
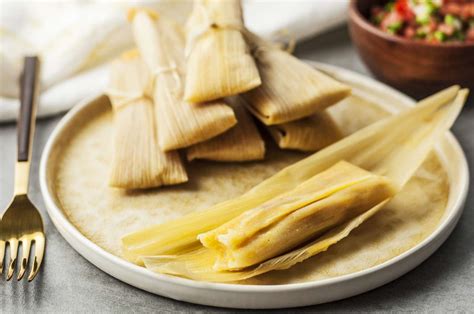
[6, 238, 19, 281]
[17, 237, 32, 281]
[0, 240, 5, 275]
[28, 233, 45, 281]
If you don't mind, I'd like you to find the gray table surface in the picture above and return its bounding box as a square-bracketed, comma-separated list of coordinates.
[1, 26, 473, 313]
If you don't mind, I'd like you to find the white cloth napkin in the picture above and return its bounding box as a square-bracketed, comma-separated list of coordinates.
[0, 0, 348, 122]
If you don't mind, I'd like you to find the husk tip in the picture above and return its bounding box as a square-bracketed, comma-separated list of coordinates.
[459, 88, 469, 98]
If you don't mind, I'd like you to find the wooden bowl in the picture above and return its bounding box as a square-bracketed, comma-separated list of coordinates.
[349, 0, 474, 98]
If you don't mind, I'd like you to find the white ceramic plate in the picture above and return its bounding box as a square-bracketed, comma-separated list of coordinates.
[39, 63, 469, 309]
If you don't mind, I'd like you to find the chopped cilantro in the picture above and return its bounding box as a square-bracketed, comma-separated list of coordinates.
[388, 21, 403, 34]
[434, 30, 446, 41]
[444, 14, 455, 26]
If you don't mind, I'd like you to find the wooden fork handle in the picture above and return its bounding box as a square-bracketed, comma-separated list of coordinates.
[18, 56, 40, 162]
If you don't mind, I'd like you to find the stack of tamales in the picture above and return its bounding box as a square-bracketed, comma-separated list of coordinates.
[106, 0, 353, 189]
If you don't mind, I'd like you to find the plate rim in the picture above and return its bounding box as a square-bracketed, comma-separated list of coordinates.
[39, 62, 470, 301]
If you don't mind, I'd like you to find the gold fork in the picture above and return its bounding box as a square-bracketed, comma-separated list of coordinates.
[0, 56, 45, 281]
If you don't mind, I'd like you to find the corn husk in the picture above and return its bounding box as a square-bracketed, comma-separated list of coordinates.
[241, 32, 351, 125]
[184, 0, 261, 103]
[187, 97, 265, 162]
[267, 111, 343, 152]
[122, 86, 467, 260]
[106, 52, 187, 189]
[199, 161, 396, 270]
[129, 9, 237, 151]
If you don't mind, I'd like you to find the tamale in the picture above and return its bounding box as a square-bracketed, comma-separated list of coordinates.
[129, 9, 237, 151]
[184, 0, 261, 102]
[186, 97, 265, 162]
[242, 31, 351, 125]
[266, 111, 343, 152]
[199, 161, 396, 270]
[122, 86, 467, 259]
[106, 51, 187, 189]
[143, 201, 387, 282]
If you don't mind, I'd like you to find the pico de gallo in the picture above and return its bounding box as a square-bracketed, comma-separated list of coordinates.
[370, 0, 474, 43]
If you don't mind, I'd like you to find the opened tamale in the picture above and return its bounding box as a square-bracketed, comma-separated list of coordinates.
[241, 31, 351, 125]
[187, 97, 265, 162]
[143, 201, 389, 282]
[106, 51, 188, 189]
[122, 86, 467, 260]
[184, 0, 261, 103]
[266, 111, 343, 152]
[143, 163, 395, 281]
[129, 9, 237, 151]
[199, 161, 395, 270]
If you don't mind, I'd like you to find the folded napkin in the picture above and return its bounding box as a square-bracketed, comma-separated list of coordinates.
[0, 0, 348, 122]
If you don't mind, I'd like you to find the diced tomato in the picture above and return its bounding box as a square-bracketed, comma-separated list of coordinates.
[441, 2, 474, 19]
[460, 3, 474, 19]
[441, 3, 463, 16]
[428, 17, 439, 32]
[403, 25, 417, 38]
[395, 0, 415, 21]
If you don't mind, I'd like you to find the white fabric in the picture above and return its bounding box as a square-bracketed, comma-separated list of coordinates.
[0, 0, 348, 122]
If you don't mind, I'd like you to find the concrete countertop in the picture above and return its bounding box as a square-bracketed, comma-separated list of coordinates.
[1, 26, 473, 313]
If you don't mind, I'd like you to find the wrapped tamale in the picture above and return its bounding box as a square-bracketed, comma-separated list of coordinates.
[187, 97, 265, 162]
[241, 31, 351, 125]
[122, 86, 467, 260]
[184, 0, 261, 102]
[106, 51, 187, 189]
[199, 161, 396, 270]
[266, 111, 343, 152]
[129, 9, 237, 151]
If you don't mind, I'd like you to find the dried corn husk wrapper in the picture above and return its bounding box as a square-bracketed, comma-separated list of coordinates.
[137, 87, 467, 281]
[106, 51, 187, 189]
[187, 97, 265, 162]
[184, 0, 261, 103]
[122, 86, 467, 264]
[129, 9, 237, 151]
[242, 31, 351, 125]
[267, 111, 343, 152]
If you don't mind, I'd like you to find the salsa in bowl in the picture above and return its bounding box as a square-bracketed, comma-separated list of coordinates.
[370, 0, 474, 43]
[349, 0, 474, 98]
